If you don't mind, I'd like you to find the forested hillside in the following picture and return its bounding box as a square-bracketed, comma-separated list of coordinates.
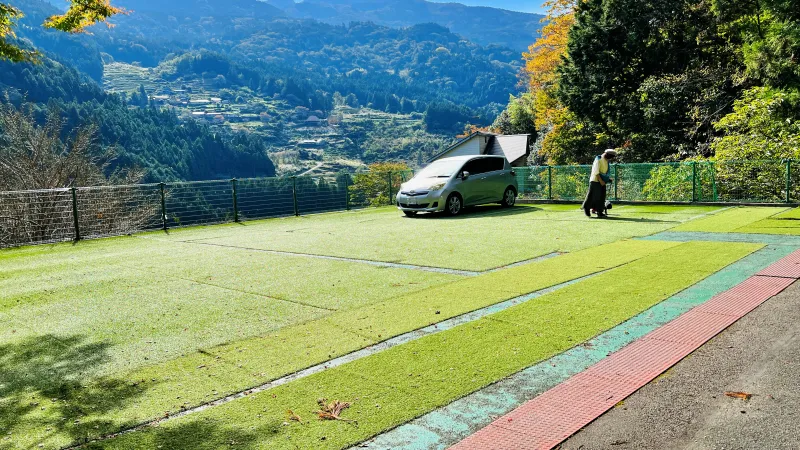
[0, 56, 276, 182]
[19, 0, 522, 109]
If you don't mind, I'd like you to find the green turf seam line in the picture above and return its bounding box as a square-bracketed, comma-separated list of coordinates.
[484, 252, 563, 272]
[115, 262, 339, 312]
[136, 235, 565, 276]
[136, 236, 481, 276]
[678, 205, 734, 223]
[672, 206, 790, 233]
[64, 272, 607, 448]
[642, 231, 800, 246]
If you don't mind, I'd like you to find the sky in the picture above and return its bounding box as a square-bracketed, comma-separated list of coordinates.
[427, 0, 546, 14]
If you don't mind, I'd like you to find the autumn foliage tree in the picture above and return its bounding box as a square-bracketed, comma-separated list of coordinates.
[523, 0, 574, 93]
[517, 0, 601, 164]
[0, 0, 124, 62]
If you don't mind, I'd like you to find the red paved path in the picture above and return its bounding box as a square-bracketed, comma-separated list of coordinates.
[451, 250, 800, 450]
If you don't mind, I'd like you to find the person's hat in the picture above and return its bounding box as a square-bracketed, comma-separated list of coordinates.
[603, 149, 618, 157]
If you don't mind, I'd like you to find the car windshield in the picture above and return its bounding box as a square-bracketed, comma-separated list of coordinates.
[415, 159, 464, 179]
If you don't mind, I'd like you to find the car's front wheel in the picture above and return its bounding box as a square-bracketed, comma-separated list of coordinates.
[501, 187, 517, 207]
[446, 193, 463, 216]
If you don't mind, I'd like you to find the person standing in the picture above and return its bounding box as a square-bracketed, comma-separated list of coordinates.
[582, 149, 617, 218]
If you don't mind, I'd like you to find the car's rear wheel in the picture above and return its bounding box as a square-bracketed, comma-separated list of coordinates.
[446, 193, 463, 216]
[403, 211, 418, 217]
[501, 187, 517, 207]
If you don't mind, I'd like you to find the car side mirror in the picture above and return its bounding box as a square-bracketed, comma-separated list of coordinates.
[461, 171, 470, 180]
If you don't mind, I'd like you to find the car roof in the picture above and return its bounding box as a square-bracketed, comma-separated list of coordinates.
[433, 155, 505, 163]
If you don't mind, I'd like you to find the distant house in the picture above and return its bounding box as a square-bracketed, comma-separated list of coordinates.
[150, 95, 170, 105]
[298, 139, 327, 148]
[428, 131, 532, 167]
[305, 115, 327, 126]
[293, 106, 310, 121]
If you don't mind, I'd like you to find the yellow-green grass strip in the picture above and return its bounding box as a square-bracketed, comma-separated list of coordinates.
[95, 241, 761, 449]
[735, 218, 800, 235]
[772, 207, 800, 220]
[4, 241, 676, 450]
[671, 207, 788, 233]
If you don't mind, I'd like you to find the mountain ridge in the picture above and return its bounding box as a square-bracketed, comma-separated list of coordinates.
[266, 0, 543, 50]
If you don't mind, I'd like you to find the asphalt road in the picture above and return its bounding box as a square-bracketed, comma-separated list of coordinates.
[559, 280, 800, 450]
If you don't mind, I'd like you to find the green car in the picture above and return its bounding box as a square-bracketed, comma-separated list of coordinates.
[396, 155, 518, 217]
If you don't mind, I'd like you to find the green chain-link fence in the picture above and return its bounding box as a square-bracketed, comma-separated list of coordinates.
[1, 163, 797, 248]
[516, 161, 800, 204]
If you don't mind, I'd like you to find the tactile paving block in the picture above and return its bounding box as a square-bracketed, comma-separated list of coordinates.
[456, 425, 539, 450]
[451, 272, 795, 450]
[758, 249, 800, 278]
[694, 275, 794, 317]
[589, 337, 696, 382]
[643, 309, 736, 346]
[469, 372, 637, 450]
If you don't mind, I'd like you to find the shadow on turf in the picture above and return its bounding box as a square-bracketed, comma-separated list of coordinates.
[83, 419, 273, 450]
[405, 205, 542, 220]
[598, 216, 678, 223]
[0, 335, 151, 447]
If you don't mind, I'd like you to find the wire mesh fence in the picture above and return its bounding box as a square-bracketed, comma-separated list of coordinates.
[516, 161, 799, 204]
[76, 184, 163, 239]
[0, 188, 75, 247]
[0, 164, 797, 249]
[165, 180, 235, 228]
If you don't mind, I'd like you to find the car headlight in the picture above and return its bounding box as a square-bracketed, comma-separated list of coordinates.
[429, 183, 446, 191]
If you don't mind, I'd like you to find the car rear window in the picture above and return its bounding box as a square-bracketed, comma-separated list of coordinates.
[487, 158, 505, 172]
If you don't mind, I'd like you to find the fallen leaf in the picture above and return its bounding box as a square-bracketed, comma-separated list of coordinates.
[725, 391, 753, 400]
[316, 398, 353, 422]
[287, 410, 303, 424]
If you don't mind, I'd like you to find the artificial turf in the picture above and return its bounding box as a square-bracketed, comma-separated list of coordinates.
[95, 241, 760, 450]
[0, 237, 457, 450]
[153, 205, 720, 271]
[772, 207, 800, 219]
[1, 237, 457, 373]
[0, 204, 768, 449]
[1, 240, 677, 450]
[671, 206, 788, 233]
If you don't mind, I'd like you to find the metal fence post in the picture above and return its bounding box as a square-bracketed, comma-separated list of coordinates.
[231, 178, 239, 223]
[548, 166, 553, 200]
[291, 176, 299, 216]
[159, 182, 167, 230]
[344, 176, 351, 211]
[613, 164, 619, 201]
[387, 171, 393, 206]
[691, 161, 697, 202]
[711, 161, 718, 202]
[70, 187, 81, 241]
[787, 159, 792, 204]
